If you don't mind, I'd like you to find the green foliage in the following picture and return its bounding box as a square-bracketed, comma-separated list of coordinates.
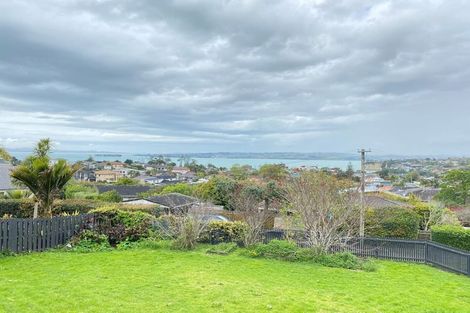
[0, 147, 12, 161]
[436, 169, 470, 205]
[115, 177, 139, 185]
[10, 139, 79, 216]
[116, 238, 161, 250]
[64, 183, 98, 199]
[65, 230, 111, 253]
[431, 225, 470, 251]
[365, 207, 420, 239]
[201, 221, 247, 244]
[246, 240, 376, 271]
[91, 206, 156, 244]
[258, 164, 288, 181]
[160, 183, 194, 196]
[206, 242, 238, 255]
[229, 164, 253, 180]
[194, 175, 237, 209]
[97, 190, 122, 203]
[0, 199, 102, 218]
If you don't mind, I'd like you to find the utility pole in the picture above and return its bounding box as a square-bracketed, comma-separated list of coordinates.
[358, 148, 371, 237]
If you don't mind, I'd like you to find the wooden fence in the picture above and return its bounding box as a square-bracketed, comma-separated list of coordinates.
[0, 214, 93, 253]
[264, 230, 470, 276]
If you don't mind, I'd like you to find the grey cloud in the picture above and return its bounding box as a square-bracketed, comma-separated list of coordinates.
[0, 0, 469, 155]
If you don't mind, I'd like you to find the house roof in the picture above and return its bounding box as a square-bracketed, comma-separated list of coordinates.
[146, 193, 198, 208]
[96, 185, 152, 198]
[363, 195, 410, 209]
[0, 163, 14, 190]
[95, 170, 117, 175]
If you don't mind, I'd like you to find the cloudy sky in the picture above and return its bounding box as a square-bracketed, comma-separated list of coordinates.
[1, 0, 469, 155]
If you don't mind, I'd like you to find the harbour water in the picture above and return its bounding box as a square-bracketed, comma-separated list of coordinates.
[10, 151, 360, 170]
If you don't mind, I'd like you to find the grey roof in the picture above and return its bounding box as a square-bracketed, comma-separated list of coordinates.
[0, 163, 14, 190]
[96, 185, 152, 198]
[147, 193, 198, 208]
[363, 195, 410, 209]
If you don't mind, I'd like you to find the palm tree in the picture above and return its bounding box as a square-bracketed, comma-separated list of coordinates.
[10, 139, 79, 218]
[0, 147, 11, 161]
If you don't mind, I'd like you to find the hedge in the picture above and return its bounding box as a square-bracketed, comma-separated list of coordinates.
[365, 207, 420, 239]
[0, 199, 103, 218]
[200, 221, 247, 244]
[431, 225, 470, 251]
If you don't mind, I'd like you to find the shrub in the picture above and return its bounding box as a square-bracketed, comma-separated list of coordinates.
[91, 206, 156, 245]
[172, 215, 208, 250]
[431, 225, 470, 251]
[201, 221, 247, 244]
[249, 240, 298, 260]
[206, 242, 238, 255]
[0, 199, 102, 218]
[245, 240, 376, 271]
[365, 207, 420, 239]
[116, 238, 161, 250]
[65, 230, 111, 253]
[97, 190, 122, 203]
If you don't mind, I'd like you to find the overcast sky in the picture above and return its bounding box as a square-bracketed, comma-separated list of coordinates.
[1, 0, 469, 155]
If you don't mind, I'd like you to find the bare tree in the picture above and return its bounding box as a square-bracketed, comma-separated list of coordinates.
[423, 201, 460, 231]
[231, 184, 269, 246]
[285, 171, 359, 253]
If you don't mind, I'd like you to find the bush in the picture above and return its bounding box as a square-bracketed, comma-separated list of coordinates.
[431, 225, 470, 251]
[249, 240, 298, 260]
[365, 207, 420, 239]
[65, 230, 111, 253]
[0, 199, 102, 218]
[97, 190, 122, 203]
[116, 238, 161, 250]
[206, 242, 238, 255]
[172, 215, 207, 250]
[201, 221, 247, 244]
[245, 240, 376, 271]
[91, 206, 156, 245]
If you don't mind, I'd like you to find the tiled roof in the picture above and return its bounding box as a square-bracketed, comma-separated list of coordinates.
[147, 193, 198, 208]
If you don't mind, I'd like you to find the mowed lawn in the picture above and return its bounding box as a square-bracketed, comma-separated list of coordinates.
[1, 247, 470, 313]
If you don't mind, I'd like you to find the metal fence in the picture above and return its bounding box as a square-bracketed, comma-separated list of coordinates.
[0, 214, 93, 253]
[264, 230, 470, 276]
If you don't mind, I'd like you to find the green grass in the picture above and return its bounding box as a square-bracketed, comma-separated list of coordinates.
[1, 246, 470, 313]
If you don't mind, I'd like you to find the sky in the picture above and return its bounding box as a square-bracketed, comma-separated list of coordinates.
[1, 0, 470, 156]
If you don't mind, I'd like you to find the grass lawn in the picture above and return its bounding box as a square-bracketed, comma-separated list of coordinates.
[1, 245, 470, 313]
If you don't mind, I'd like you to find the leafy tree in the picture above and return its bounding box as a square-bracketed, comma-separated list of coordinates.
[436, 170, 470, 205]
[124, 159, 133, 165]
[258, 164, 288, 181]
[10, 139, 79, 217]
[229, 164, 253, 180]
[115, 177, 139, 185]
[160, 183, 194, 196]
[194, 175, 237, 209]
[0, 147, 12, 161]
[97, 190, 122, 203]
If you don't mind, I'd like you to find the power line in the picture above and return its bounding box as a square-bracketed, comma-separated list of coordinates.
[358, 148, 371, 237]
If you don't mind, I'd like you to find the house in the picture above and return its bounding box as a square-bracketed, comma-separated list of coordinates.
[0, 160, 14, 194]
[95, 170, 123, 183]
[96, 185, 152, 201]
[388, 187, 440, 202]
[172, 166, 191, 175]
[135, 173, 178, 185]
[74, 168, 96, 182]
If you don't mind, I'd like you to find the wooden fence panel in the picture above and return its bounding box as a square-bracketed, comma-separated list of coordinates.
[0, 214, 93, 254]
[264, 230, 470, 276]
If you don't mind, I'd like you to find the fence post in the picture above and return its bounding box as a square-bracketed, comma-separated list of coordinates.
[424, 241, 428, 264]
[467, 254, 470, 276]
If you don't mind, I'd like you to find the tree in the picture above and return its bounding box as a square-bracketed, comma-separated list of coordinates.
[230, 184, 269, 246]
[258, 164, 288, 181]
[436, 170, 470, 206]
[10, 139, 79, 218]
[97, 190, 122, 203]
[0, 147, 12, 161]
[115, 177, 139, 185]
[124, 159, 133, 165]
[285, 171, 358, 253]
[229, 164, 253, 180]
